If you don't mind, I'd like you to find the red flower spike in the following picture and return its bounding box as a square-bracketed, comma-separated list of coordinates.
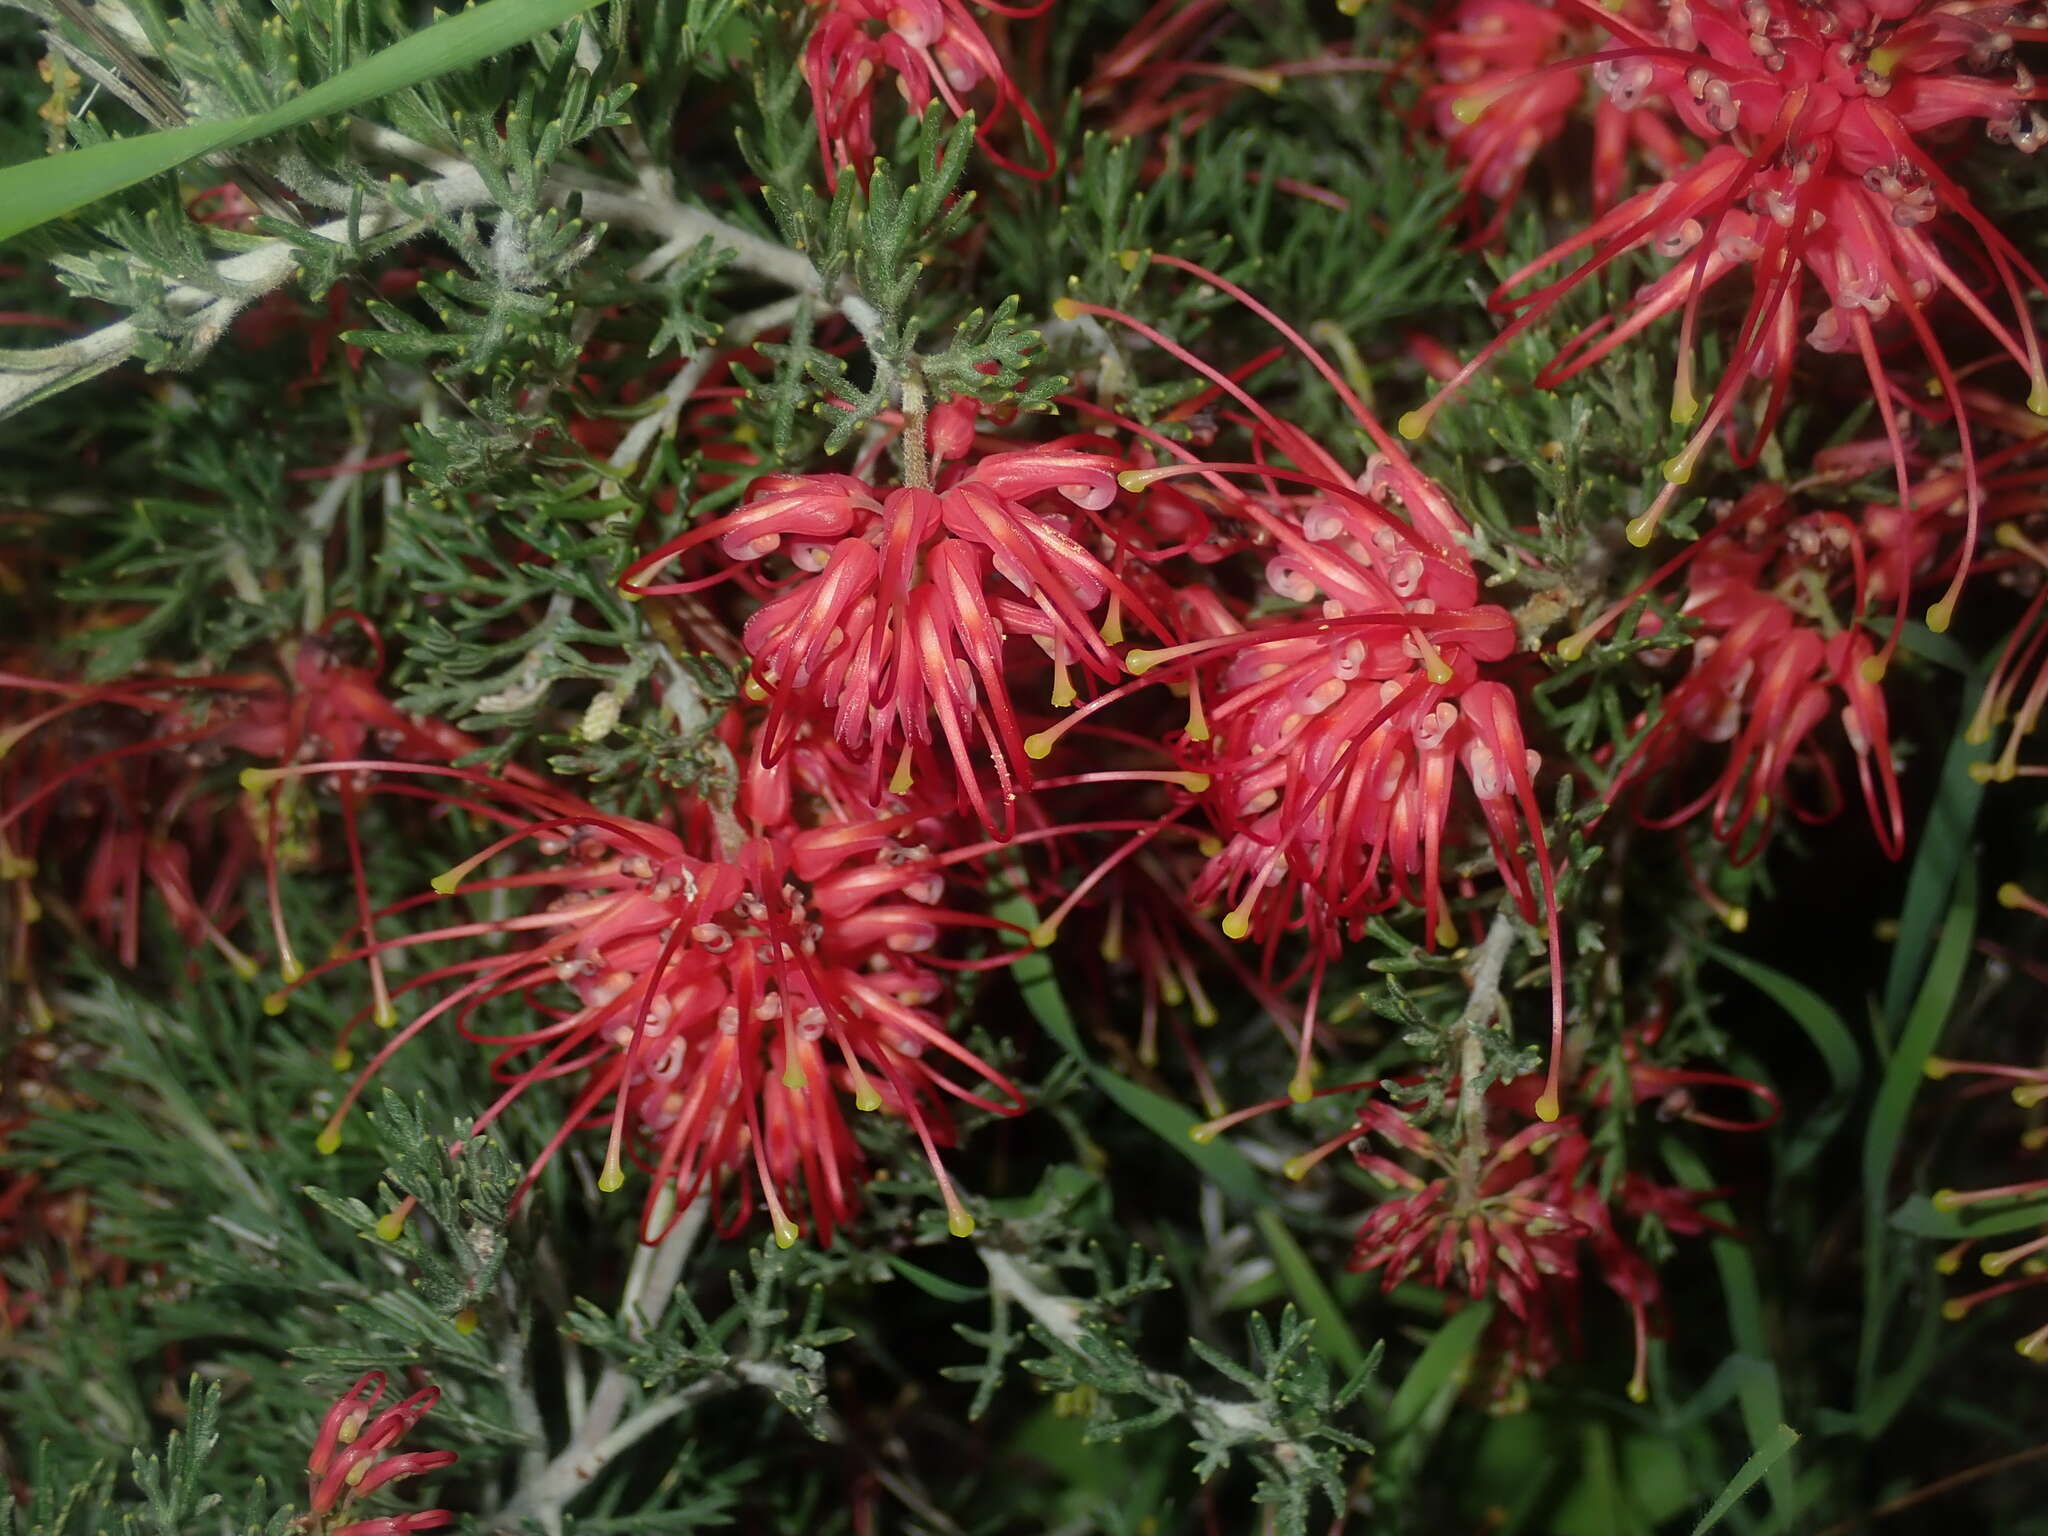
[802, 0, 1056, 187]
[1403, 0, 2048, 632]
[251, 760, 1026, 1246]
[304, 1374, 454, 1531]
[622, 453, 1169, 840]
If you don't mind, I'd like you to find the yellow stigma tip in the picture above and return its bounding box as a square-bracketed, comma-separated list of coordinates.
[1425, 659, 1455, 686]
[1534, 1091, 1561, 1123]
[1283, 1155, 1313, 1182]
[2030, 379, 2048, 416]
[1859, 655, 1886, 685]
[1052, 297, 1083, 321]
[230, 953, 258, 981]
[376, 1211, 407, 1242]
[280, 956, 305, 984]
[263, 992, 289, 1016]
[430, 871, 462, 896]
[855, 1087, 882, 1112]
[598, 1162, 625, 1194]
[1943, 1299, 1969, 1321]
[1722, 906, 1749, 933]
[454, 1306, 479, 1335]
[1970, 761, 1997, 783]
[1922, 1057, 1952, 1080]
[1023, 732, 1055, 761]
[742, 674, 769, 702]
[1179, 772, 1211, 794]
[1626, 1378, 1649, 1404]
[374, 1001, 398, 1030]
[2000, 882, 2028, 908]
[315, 1125, 343, 1156]
[1662, 455, 1693, 486]
[1221, 910, 1251, 941]
[1118, 249, 1143, 272]
[782, 1065, 808, 1090]
[2015, 1084, 2048, 1108]
[1932, 1188, 1963, 1212]
[1397, 410, 1428, 442]
[1288, 1075, 1314, 1105]
[238, 767, 276, 792]
[1117, 468, 1153, 492]
[1625, 515, 1656, 548]
[1450, 95, 1487, 125]
[1555, 636, 1586, 663]
[1030, 922, 1059, 949]
[1125, 648, 1162, 675]
[774, 1217, 800, 1249]
[947, 1210, 976, 1239]
[1926, 600, 1955, 634]
[1670, 394, 1699, 426]
[1051, 675, 1077, 708]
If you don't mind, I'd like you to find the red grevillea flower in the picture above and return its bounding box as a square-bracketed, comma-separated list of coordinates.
[1425, 0, 1687, 238]
[802, 0, 1055, 185]
[1042, 258, 1568, 1115]
[304, 1371, 456, 1534]
[1594, 482, 1909, 858]
[1339, 1098, 1713, 1402]
[1402, 0, 2048, 626]
[622, 451, 1167, 839]
[253, 761, 1024, 1246]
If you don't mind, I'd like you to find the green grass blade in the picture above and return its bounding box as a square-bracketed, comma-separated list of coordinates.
[995, 886, 1367, 1374]
[1858, 857, 1976, 1417]
[1880, 680, 1989, 1032]
[1689, 1424, 1801, 1536]
[0, 0, 601, 243]
[1705, 945, 1860, 1175]
[1891, 1192, 2048, 1241]
[1386, 1299, 1492, 1438]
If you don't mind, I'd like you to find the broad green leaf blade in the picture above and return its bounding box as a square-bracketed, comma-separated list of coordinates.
[1690, 1424, 1800, 1536]
[1705, 945, 1859, 1174]
[0, 0, 601, 244]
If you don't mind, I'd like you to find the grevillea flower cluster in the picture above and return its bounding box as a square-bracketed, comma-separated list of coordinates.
[303, 1372, 455, 1535]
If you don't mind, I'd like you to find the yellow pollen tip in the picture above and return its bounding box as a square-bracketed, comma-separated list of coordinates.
[430, 870, 463, 896]
[782, 1064, 808, 1090]
[598, 1159, 625, 1194]
[280, 956, 305, 984]
[316, 1124, 343, 1156]
[1052, 297, 1083, 321]
[1997, 522, 2030, 550]
[889, 757, 916, 795]
[1670, 392, 1699, 426]
[1024, 732, 1055, 761]
[1030, 922, 1059, 949]
[376, 1210, 407, 1242]
[1189, 1121, 1221, 1144]
[742, 674, 769, 702]
[1450, 95, 1489, 125]
[1662, 453, 1693, 486]
[1192, 997, 1218, 1027]
[1925, 599, 1955, 634]
[947, 1209, 976, 1239]
[1197, 835, 1222, 857]
[1923, 1057, 1953, 1080]
[2015, 1083, 2048, 1108]
[1288, 1073, 1314, 1105]
[1397, 410, 1429, 442]
[1283, 1154, 1314, 1182]
[1100, 608, 1124, 646]
[262, 992, 289, 1016]
[2019, 1335, 2048, 1361]
[331, 1047, 353, 1071]
[1942, 1298, 1969, 1321]
[1970, 761, 1998, 783]
[1221, 909, 1252, 941]
[1425, 657, 1455, 686]
[1118, 248, 1144, 272]
[1117, 467, 1163, 492]
[1986, 1252, 2015, 1277]
[1177, 772, 1211, 793]
[238, 767, 279, 792]
[454, 1307, 479, 1335]
[1625, 513, 1658, 548]
[774, 1216, 801, 1248]
[229, 953, 258, 981]
[1936, 1250, 1964, 1276]
[1626, 1378, 1649, 1405]
[2000, 882, 2028, 908]
[1859, 655, 1886, 685]
[1051, 674, 1077, 709]
[1555, 635, 1587, 663]
[1931, 1188, 1964, 1211]
[2031, 378, 2048, 416]
[1869, 44, 1903, 77]
[1534, 1091, 1561, 1123]
[1125, 648, 1163, 675]
[374, 1000, 398, 1030]
[1721, 905, 1749, 933]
